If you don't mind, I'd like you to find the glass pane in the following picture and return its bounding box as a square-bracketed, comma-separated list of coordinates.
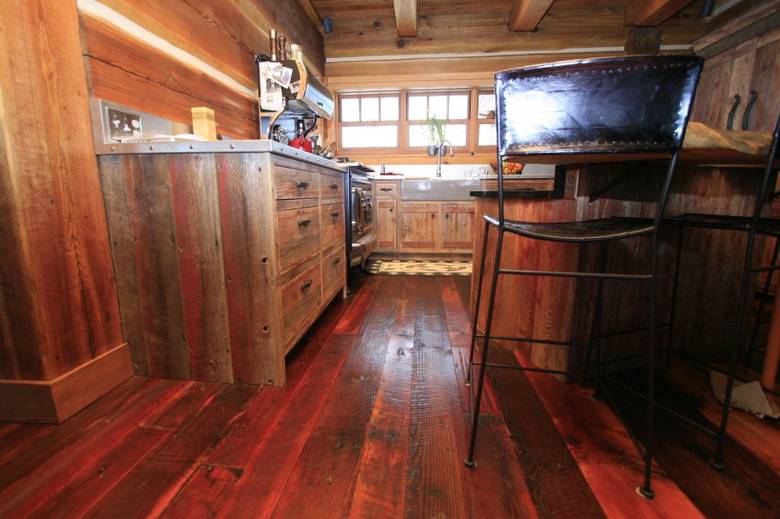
[341, 98, 360, 122]
[428, 95, 448, 119]
[361, 97, 379, 122]
[449, 95, 469, 120]
[341, 125, 398, 148]
[380, 97, 399, 121]
[478, 94, 496, 119]
[408, 124, 431, 147]
[478, 123, 497, 146]
[444, 124, 467, 146]
[408, 96, 427, 120]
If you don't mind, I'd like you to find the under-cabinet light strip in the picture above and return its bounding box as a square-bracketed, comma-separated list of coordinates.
[77, 0, 257, 98]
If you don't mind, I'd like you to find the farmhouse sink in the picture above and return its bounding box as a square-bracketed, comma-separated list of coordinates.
[401, 178, 480, 201]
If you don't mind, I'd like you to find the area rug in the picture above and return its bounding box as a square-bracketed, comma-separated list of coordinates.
[365, 258, 472, 277]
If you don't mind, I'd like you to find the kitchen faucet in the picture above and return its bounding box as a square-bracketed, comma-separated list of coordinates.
[436, 140, 453, 178]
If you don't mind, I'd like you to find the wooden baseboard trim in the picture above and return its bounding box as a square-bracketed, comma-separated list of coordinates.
[0, 343, 132, 423]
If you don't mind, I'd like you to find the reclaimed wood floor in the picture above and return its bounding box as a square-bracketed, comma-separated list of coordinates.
[0, 275, 777, 518]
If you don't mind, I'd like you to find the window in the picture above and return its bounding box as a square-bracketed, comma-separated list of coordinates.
[335, 89, 496, 155]
[477, 92, 497, 147]
[339, 94, 400, 149]
[407, 93, 469, 148]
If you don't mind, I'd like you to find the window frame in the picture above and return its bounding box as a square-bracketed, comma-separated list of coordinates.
[335, 88, 495, 157]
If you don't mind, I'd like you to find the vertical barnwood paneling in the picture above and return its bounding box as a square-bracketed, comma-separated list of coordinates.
[216, 153, 282, 385]
[169, 154, 233, 383]
[99, 155, 191, 379]
[0, 0, 123, 380]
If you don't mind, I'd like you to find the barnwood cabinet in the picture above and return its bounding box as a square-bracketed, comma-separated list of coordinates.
[98, 142, 346, 387]
[373, 179, 475, 253]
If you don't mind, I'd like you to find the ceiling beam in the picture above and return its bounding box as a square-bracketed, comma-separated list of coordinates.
[296, 0, 324, 35]
[624, 0, 696, 26]
[509, 0, 555, 32]
[393, 0, 417, 37]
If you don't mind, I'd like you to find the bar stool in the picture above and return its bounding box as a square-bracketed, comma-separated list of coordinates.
[666, 112, 780, 469]
[465, 55, 703, 499]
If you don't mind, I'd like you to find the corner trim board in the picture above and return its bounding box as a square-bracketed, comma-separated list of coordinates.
[0, 343, 133, 423]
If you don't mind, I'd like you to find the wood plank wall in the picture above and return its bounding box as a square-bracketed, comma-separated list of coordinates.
[0, 0, 123, 381]
[78, 0, 324, 139]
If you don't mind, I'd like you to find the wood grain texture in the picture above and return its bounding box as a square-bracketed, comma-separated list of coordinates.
[393, 0, 417, 37]
[0, 0, 123, 385]
[169, 154, 233, 383]
[81, 15, 258, 139]
[625, 0, 696, 27]
[509, 0, 554, 31]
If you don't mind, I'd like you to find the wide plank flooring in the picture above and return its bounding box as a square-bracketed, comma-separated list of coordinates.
[0, 274, 776, 518]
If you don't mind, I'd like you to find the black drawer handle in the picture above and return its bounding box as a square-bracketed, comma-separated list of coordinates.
[296, 181, 309, 188]
[380, 187, 393, 192]
[301, 279, 313, 291]
[330, 183, 339, 190]
[298, 219, 311, 227]
[333, 256, 341, 265]
[331, 211, 340, 218]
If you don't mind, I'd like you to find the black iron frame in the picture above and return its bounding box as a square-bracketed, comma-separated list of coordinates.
[664, 112, 780, 469]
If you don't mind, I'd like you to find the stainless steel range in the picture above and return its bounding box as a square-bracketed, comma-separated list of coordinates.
[345, 165, 376, 270]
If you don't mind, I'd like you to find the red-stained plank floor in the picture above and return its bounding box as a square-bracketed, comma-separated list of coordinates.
[0, 274, 776, 518]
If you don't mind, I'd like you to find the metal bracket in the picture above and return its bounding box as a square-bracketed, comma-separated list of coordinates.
[726, 94, 741, 130]
[742, 90, 758, 130]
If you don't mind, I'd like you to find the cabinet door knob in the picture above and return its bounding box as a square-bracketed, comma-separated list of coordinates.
[333, 256, 341, 265]
[331, 211, 340, 218]
[296, 181, 309, 188]
[330, 183, 339, 190]
[298, 218, 311, 227]
[301, 279, 313, 291]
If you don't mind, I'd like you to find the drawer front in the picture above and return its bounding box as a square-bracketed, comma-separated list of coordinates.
[320, 202, 345, 250]
[281, 262, 321, 344]
[273, 165, 318, 200]
[375, 181, 398, 196]
[277, 206, 320, 272]
[322, 247, 346, 299]
[320, 171, 345, 200]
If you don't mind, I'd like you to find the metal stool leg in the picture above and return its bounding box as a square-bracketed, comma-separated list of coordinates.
[585, 243, 609, 383]
[639, 233, 659, 500]
[465, 227, 504, 468]
[713, 227, 759, 470]
[467, 219, 492, 385]
[744, 237, 780, 367]
[665, 225, 686, 369]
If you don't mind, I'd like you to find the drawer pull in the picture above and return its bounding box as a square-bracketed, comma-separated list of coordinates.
[301, 279, 313, 291]
[298, 218, 311, 227]
[380, 187, 393, 192]
[331, 211, 340, 218]
[296, 181, 309, 188]
[330, 183, 339, 190]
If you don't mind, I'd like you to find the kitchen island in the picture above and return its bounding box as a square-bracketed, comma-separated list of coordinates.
[97, 140, 347, 386]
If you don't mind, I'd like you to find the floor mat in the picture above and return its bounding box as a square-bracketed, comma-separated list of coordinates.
[365, 257, 472, 277]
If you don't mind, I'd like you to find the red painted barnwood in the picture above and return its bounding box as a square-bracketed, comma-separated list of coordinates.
[486, 346, 607, 518]
[518, 350, 704, 519]
[402, 277, 470, 518]
[347, 277, 417, 518]
[269, 277, 402, 518]
[440, 279, 538, 518]
[0, 378, 188, 516]
[83, 384, 258, 518]
[141, 382, 221, 430]
[163, 465, 243, 518]
[26, 426, 171, 519]
[0, 377, 148, 468]
[333, 275, 382, 335]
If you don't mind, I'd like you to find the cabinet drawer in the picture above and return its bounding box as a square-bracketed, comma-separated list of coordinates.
[321, 202, 345, 250]
[281, 262, 321, 344]
[273, 165, 318, 200]
[375, 181, 398, 196]
[277, 206, 320, 272]
[320, 171, 344, 200]
[322, 247, 346, 299]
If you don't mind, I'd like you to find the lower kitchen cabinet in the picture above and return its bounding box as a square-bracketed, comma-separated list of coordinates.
[440, 202, 475, 250]
[376, 197, 397, 249]
[398, 203, 439, 250]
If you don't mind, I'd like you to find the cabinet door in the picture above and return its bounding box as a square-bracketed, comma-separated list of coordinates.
[441, 203, 475, 250]
[398, 203, 438, 250]
[376, 197, 397, 250]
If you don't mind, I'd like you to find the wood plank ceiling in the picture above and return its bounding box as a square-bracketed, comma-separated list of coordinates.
[312, 0, 708, 59]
